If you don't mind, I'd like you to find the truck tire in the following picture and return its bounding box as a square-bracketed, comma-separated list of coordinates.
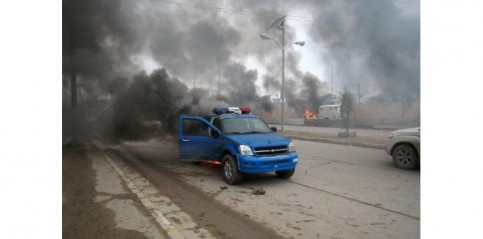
[392, 144, 419, 170]
[276, 168, 295, 178]
[222, 154, 242, 185]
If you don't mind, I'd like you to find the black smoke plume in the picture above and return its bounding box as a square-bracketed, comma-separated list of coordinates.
[62, 0, 419, 142]
[108, 69, 190, 141]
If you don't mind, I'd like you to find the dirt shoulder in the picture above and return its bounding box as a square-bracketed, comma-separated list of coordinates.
[62, 144, 149, 239]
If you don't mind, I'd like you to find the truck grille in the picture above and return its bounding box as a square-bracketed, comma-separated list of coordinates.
[254, 146, 288, 156]
[260, 159, 291, 165]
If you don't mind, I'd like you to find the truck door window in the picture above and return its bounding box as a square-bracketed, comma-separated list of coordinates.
[182, 119, 209, 137]
[208, 118, 222, 136]
[212, 118, 222, 131]
[212, 118, 223, 132]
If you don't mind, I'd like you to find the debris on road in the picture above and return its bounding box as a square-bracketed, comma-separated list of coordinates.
[250, 188, 266, 195]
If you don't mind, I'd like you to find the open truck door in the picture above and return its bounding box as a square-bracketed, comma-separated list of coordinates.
[178, 116, 222, 161]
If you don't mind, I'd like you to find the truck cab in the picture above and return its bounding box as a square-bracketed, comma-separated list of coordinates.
[178, 107, 299, 185]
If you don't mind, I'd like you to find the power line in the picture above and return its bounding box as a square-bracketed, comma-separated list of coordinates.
[149, 0, 320, 22]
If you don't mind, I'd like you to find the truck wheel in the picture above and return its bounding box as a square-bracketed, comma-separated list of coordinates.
[276, 168, 295, 179]
[392, 144, 419, 170]
[222, 154, 242, 185]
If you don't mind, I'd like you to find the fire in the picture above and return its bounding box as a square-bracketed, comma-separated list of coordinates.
[303, 109, 318, 119]
[206, 161, 222, 166]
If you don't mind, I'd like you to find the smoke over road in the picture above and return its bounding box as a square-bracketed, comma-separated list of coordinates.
[308, 0, 420, 101]
[62, 0, 419, 140]
[109, 69, 190, 140]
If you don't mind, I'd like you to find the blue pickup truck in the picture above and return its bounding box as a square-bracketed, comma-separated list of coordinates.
[178, 107, 299, 184]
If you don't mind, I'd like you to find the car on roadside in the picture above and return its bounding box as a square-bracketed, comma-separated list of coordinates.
[178, 107, 299, 185]
[385, 127, 420, 170]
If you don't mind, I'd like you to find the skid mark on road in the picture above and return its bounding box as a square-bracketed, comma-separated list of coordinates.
[286, 180, 420, 220]
[306, 155, 361, 167]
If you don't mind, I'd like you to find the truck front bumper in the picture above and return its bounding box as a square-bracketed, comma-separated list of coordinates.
[236, 153, 299, 173]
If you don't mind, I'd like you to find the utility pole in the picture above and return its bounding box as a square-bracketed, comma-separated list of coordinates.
[372, 81, 375, 97]
[193, 71, 196, 89]
[71, 71, 78, 141]
[218, 64, 221, 97]
[331, 65, 333, 95]
[69, 0, 78, 143]
[281, 19, 285, 132]
[357, 82, 361, 103]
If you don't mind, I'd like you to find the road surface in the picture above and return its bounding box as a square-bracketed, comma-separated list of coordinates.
[112, 137, 419, 238]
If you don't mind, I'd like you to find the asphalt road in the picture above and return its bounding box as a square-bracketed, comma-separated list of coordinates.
[117, 137, 419, 238]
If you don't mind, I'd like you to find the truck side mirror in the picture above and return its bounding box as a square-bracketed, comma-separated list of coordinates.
[270, 126, 277, 132]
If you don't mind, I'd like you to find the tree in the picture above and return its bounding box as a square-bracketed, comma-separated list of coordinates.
[340, 89, 354, 133]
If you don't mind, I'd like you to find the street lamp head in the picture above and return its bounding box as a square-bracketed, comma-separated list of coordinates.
[294, 41, 305, 46]
[260, 33, 272, 40]
[269, 16, 286, 31]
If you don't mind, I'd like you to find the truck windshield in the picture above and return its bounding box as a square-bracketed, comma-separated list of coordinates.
[222, 117, 272, 134]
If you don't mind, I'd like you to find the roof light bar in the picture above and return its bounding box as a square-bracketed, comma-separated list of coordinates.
[213, 107, 248, 115]
[228, 107, 241, 114]
[240, 107, 251, 114]
[213, 107, 229, 115]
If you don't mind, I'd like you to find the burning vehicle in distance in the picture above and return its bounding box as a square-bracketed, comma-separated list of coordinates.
[178, 107, 298, 185]
[302, 109, 319, 119]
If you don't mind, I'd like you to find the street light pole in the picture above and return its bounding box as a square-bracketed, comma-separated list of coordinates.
[281, 21, 285, 132]
[260, 16, 305, 132]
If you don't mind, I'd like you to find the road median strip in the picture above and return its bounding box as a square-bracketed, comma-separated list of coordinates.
[280, 132, 385, 150]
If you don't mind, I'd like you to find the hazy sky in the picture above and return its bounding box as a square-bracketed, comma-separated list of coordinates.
[63, 0, 420, 102]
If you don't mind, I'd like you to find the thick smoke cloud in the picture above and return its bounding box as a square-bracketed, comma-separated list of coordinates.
[285, 72, 329, 113]
[308, 0, 420, 101]
[63, 0, 145, 83]
[223, 62, 258, 106]
[63, 0, 419, 140]
[108, 69, 190, 140]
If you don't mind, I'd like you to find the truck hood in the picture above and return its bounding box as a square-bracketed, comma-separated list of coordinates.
[225, 133, 290, 148]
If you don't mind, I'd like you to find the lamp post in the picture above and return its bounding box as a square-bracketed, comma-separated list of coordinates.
[260, 16, 305, 132]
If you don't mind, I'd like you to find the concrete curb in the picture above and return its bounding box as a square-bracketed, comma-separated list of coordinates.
[104, 156, 185, 239]
[91, 140, 186, 239]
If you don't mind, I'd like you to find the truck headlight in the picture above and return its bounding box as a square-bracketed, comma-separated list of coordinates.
[238, 145, 253, 156]
[288, 142, 296, 153]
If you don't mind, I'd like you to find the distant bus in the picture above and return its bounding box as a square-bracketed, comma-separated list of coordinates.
[318, 105, 340, 119]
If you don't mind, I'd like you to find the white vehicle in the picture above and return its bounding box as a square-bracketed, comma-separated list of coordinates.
[385, 127, 420, 170]
[318, 104, 340, 119]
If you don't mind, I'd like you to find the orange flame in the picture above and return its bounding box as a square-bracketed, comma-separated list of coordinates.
[303, 109, 319, 119]
[207, 161, 222, 166]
